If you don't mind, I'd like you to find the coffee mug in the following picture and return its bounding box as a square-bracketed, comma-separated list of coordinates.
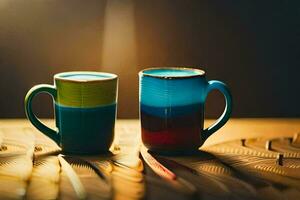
[139, 67, 232, 153]
[25, 71, 118, 154]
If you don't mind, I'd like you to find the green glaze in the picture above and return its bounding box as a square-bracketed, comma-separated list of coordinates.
[55, 71, 117, 108]
[25, 84, 60, 144]
[24, 71, 118, 154]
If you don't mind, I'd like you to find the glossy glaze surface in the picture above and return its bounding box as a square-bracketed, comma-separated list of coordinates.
[55, 103, 116, 154]
[141, 103, 203, 151]
[139, 67, 232, 154]
[55, 72, 118, 108]
[25, 71, 118, 154]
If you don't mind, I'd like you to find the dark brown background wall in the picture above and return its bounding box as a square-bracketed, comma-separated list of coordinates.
[0, 0, 299, 118]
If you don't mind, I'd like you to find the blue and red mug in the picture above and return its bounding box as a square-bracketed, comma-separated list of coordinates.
[139, 67, 232, 154]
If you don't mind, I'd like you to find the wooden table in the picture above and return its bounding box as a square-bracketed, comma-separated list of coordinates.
[0, 118, 299, 200]
[1, 118, 299, 146]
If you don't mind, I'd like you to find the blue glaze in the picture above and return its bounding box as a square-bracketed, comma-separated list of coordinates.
[140, 75, 207, 107]
[139, 68, 233, 152]
[143, 68, 203, 77]
[61, 74, 113, 81]
[55, 103, 116, 154]
[141, 103, 202, 118]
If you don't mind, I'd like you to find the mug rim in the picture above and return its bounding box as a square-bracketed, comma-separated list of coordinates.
[139, 67, 205, 79]
[54, 71, 118, 83]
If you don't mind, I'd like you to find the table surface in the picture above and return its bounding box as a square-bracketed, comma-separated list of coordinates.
[1, 118, 299, 146]
[0, 118, 300, 200]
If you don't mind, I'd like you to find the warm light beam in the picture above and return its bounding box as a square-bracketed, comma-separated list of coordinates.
[101, 0, 138, 118]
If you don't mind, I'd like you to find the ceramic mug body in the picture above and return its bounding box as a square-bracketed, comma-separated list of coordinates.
[25, 71, 118, 154]
[139, 67, 232, 154]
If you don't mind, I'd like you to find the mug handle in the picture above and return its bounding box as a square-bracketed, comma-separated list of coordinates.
[202, 80, 232, 141]
[24, 84, 60, 145]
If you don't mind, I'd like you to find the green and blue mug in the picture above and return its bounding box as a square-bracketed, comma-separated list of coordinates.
[25, 71, 118, 154]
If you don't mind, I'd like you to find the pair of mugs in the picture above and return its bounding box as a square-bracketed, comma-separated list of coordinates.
[25, 67, 232, 154]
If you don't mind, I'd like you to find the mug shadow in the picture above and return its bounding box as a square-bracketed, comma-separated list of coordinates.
[148, 149, 216, 160]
